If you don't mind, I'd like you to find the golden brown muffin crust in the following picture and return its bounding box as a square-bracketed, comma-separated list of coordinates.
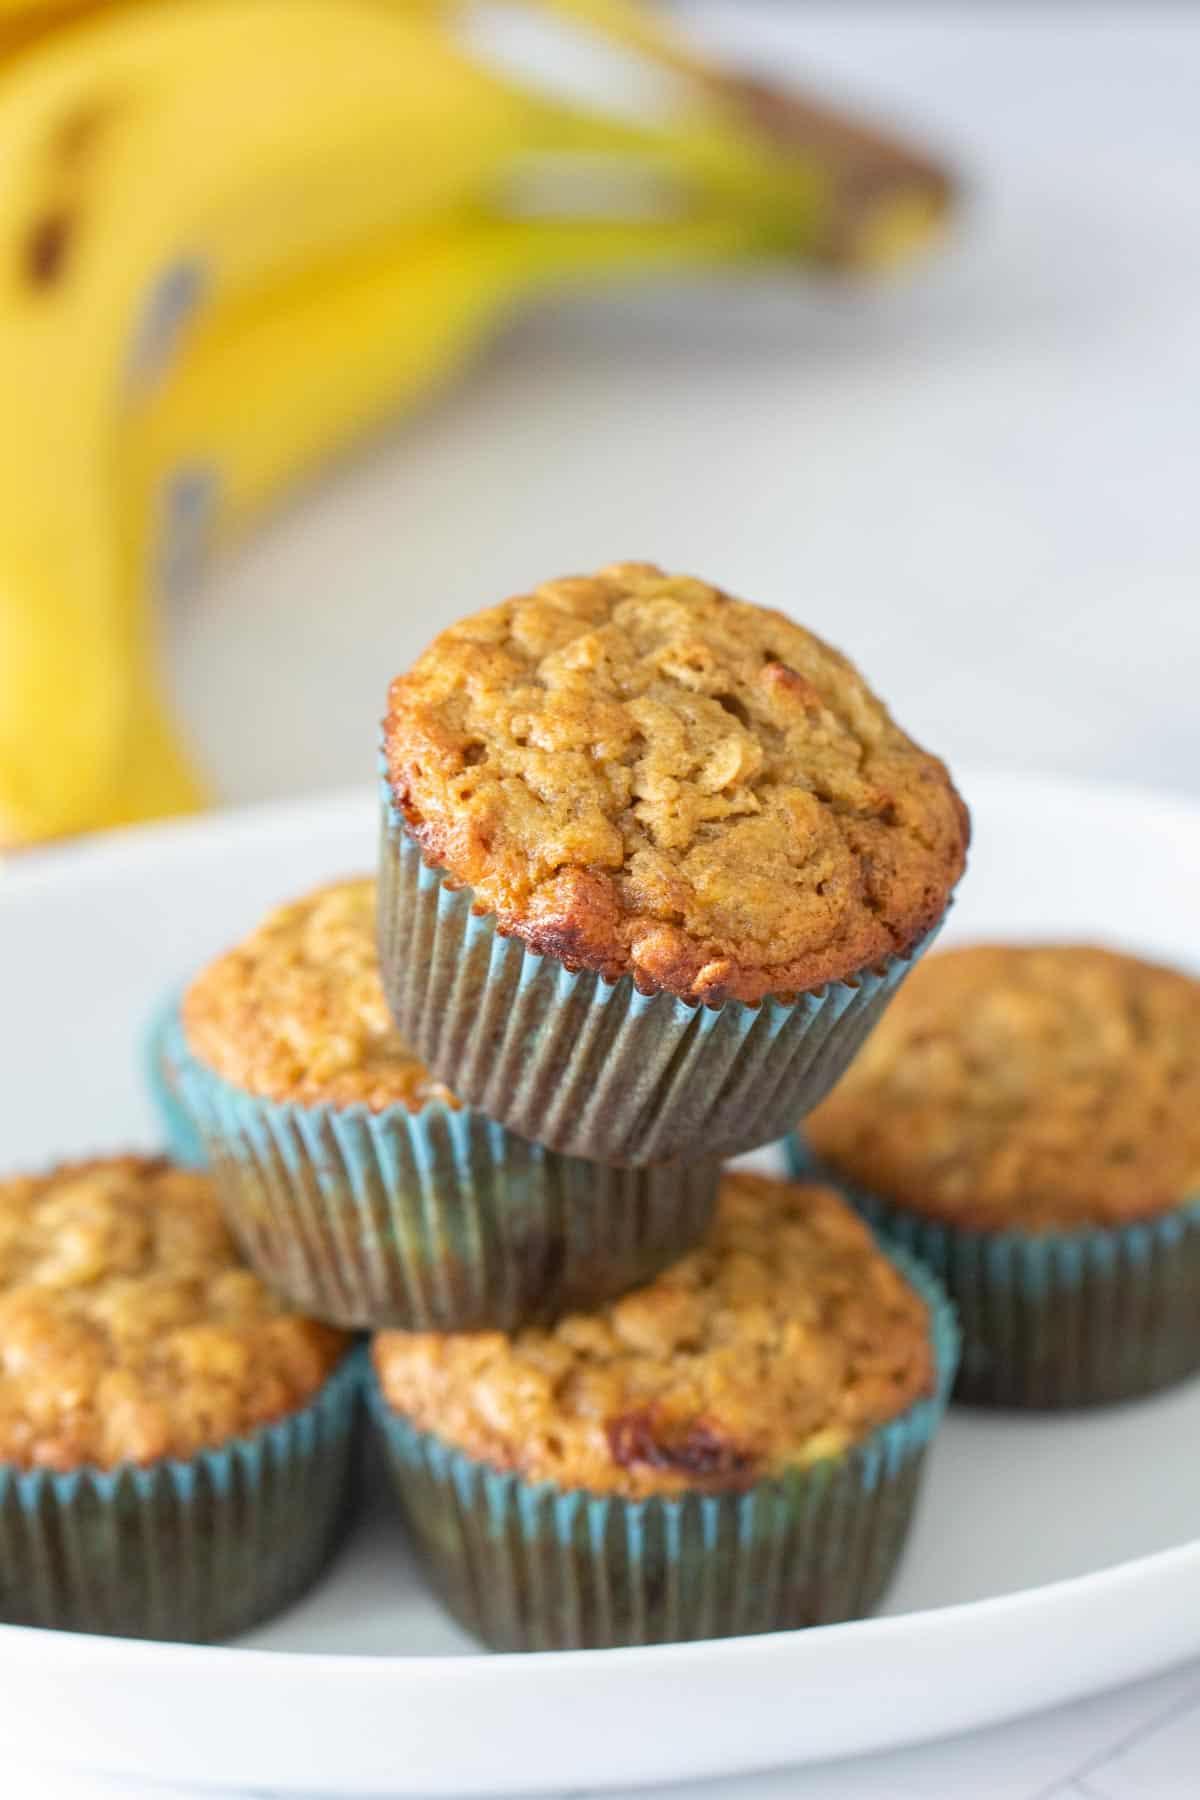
[384, 563, 969, 1005]
[806, 944, 1200, 1231]
[182, 876, 458, 1111]
[372, 1171, 933, 1498]
[0, 1157, 348, 1471]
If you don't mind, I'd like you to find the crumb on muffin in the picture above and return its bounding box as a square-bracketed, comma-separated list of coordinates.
[805, 944, 1200, 1231]
[384, 562, 968, 1005]
[0, 1157, 347, 1471]
[182, 876, 458, 1111]
[372, 1171, 933, 1499]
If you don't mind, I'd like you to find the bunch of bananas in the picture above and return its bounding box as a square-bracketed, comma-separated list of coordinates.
[0, 0, 955, 848]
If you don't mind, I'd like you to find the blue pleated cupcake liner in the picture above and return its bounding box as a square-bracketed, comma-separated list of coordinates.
[377, 782, 942, 1166]
[787, 1135, 1200, 1408]
[367, 1244, 958, 1650]
[153, 1001, 717, 1332]
[0, 1348, 362, 1642]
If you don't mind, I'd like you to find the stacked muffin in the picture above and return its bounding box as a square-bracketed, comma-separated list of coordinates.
[2, 561, 972, 1650]
[6, 563, 1198, 1654]
[378, 560, 970, 1163]
[150, 562, 968, 1649]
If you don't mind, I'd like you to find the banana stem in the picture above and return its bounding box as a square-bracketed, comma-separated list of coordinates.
[496, 206, 778, 288]
[483, 87, 836, 264]
[476, 0, 957, 270]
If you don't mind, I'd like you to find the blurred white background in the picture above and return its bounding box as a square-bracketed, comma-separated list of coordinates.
[172, 1, 1200, 816]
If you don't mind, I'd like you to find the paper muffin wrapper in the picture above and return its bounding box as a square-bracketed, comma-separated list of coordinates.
[377, 791, 940, 1166]
[0, 1349, 361, 1643]
[787, 1137, 1200, 1409]
[367, 1247, 958, 1651]
[156, 1004, 717, 1333]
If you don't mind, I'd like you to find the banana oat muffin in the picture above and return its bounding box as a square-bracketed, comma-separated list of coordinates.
[379, 563, 969, 1163]
[796, 944, 1200, 1406]
[0, 1155, 356, 1640]
[805, 944, 1200, 1232]
[370, 1171, 957, 1648]
[170, 878, 716, 1330]
[385, 562, 967, 1004]
[0, 1156, 345, 1471]
[374, 1172, 933, 1496]
[183, 877, 455, 1113]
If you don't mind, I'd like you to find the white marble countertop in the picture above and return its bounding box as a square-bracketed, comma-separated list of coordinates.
[28, 3, 1200, 1796]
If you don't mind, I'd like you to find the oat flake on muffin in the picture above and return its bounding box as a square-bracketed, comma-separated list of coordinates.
[384, 562, 968, 1004]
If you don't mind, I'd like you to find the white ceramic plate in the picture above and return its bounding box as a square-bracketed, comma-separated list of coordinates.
[2, 768, 1199, 1798]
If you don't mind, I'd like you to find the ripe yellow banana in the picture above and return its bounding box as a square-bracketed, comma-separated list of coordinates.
[0, 0, 955, 847]
[0, 0, 683, 845]
[0, 0, 441, 57]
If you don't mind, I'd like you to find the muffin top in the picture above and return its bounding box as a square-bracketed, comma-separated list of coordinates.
[372, 1171, 933, 1499]
[384, 562, 968, 1005]
[805, 944, 1200, 1231]
[0, 1157, 347, 1471]
[182, 876, 458, 1111]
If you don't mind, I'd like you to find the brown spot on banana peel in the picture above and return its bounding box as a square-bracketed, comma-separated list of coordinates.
[21, 104, 109, 294]
[24, 209, 74, 287]
[711, 71, 956, 270]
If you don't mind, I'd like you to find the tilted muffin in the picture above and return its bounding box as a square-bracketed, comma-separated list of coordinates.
[180, 875, 456, 1115]
[370, 1171, 957, 1649]
[166, 878, 715, 1331]
[380, 561, 969, 1162]
[0, 1155, 357, 1641]
[793, 944, 1200, 1406]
